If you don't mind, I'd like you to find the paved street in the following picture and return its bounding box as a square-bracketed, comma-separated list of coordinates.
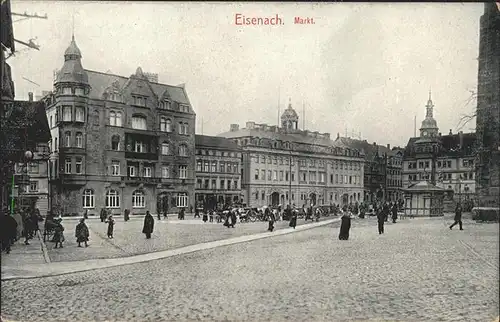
[2, 214, 498, 322]
[43, 215, 338, 262]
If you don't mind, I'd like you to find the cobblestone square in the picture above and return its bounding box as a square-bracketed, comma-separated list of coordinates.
[2, 215, 498, 322]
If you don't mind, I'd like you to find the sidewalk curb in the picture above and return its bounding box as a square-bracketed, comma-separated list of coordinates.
[37, 230, 51, 264]
[1, 218, 340, 281]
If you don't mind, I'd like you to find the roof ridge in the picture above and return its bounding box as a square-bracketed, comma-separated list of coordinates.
[84, 68, 187, 89]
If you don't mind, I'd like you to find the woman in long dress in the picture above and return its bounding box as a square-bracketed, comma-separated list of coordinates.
[338, 211, 351, 240]
[75, 218, 89, 247]
[142, 211, 154, 239]
[289, 209, 297, 229]
[106, 215, 115, 238]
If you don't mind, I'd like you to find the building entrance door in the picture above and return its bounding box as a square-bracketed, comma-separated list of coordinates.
[309, 193, 317, 206]
[271, 192, 280, 207]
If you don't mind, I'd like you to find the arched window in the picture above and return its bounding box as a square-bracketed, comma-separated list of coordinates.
[183, 122, 189, 135]
[82, 189, 95, 208]
[132, 190, 145, 208]
[105, 190, 120, 208]
[160, 117, 167, 132]
[109, 111, 116, 126]
[166, 119, 172, 132]
[116, 112, 122, 127]
[178, 144, 187, 156]
[161, 142, 170, 155]
[131, 115, 147, 130]
[64, 131, 71, 147]
[111, 135, 120, 150]
[178, 122, 184, 134]
[75, 132, 83, 148]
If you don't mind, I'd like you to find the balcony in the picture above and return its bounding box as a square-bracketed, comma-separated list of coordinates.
[122, 176, 161, 185]
[125, 151, 158, 161]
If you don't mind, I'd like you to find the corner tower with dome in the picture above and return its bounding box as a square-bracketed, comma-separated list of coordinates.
[42, 36, 196, 216]
[419, 91, 439, 138]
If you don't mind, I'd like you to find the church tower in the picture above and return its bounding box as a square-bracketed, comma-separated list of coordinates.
[281, 98, 299, 130]
[419, 91, 439, 138]
[475, 3, 500, 208]
[54, 35, 90, 95]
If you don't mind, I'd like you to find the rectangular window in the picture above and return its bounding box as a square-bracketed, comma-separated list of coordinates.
[273, 170, 278, 181]
[65, 158, 72, 173]
[162, 166, 170, 178]
[196, 161, 202, 172]
[134, 141, 146, 153]
[261, 157, 266, 164]
[255, 169, 259, 180]
[268, 170, 272, 181]
[131, 117, 147, 130]
[261, 170, 265, 180]
[233, 181, 238, 190]
[76, 158, 83, 174]
[177, 193, 189, 208]
[143, 166, 152, 178]
[211, 162, 217, 173]
[261, 192, 265, 200]
[29, 162, 39, 174]
[227, 180, 232, 190]
[204, 161, 209, 172]
[220, 180, 225, 190]
[291, 173, 295, 182]
[279, 171, 284, 181]
[227, 163, 232, 173]
[63, 106, 72, 121]
[75, 107, 85, 122]
[75, 88, 84, 96]
[219, 162, 225, 173]
[210, 179, 216, 189]
[29, 181, 38, 192]
[128, 166, 136, 177]
[63, 87, 72, 95]
[285, 171, 289, 182]
[179, 165, 187, 179]
[319, 172, 325, 183]
[204, 179, 209, 189]
[330, 174, 334, 184]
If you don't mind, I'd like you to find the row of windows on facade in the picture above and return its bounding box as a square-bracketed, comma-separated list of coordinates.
[81, 189, 189, 209]
[243, 139, 360, 157]
[49, 107, 190, 135]
[196, 178, 239, 190]
[253, 169, 362, 186]
[407, 172, 475, 182]
[196, 160, 240, 174]
[253, 191, 362, 203]
[196, 149, 241, 158]
[252, 154, 363, 171]
[59, 87, 190, 113]
[61, 158, 188, 179]
[406, 159, 474, 170]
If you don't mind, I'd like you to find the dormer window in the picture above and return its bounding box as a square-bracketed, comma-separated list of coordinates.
[133, 96, 147, 107]
[63, 87, 72, 95]
[180, 105, 189, 113]
[159, 100, 171, 110]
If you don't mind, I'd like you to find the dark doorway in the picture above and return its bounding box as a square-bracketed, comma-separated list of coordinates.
[271, 192, 280, 206]
[157, 193, 169, 216]
[342, 194, 349, 206]
[309, 193, 317, 206]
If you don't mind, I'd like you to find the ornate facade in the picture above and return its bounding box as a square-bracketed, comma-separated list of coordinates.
[218, 101, 364, 208]
[194, 135, 242, 210]
[403, 96, 477, 202]
[43, 37, 196, 216]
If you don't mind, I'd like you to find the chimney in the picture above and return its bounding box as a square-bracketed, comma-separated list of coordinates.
[449, 129, 452, 135]
[459, 131, 464, 149]
[337, 133, 340, 139]
[230, 124, 239, 132]
[28, 92, 33, 102]
[387, 144, 390, 150]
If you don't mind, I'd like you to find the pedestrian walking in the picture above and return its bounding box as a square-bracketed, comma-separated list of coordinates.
[53, 218, 65, 248]
[21, 211, 32, 245]
[391, 203, 398, 223]
[267, 207, 275, 232]
[75, 218, 89, 247]
[230, 210, 237, 228]
[289, 208, 297, 229]
[339, 211, 352, 240]
[157, 211, 161, 221]
[106, 215, 115, 238]
[383, 203, 390, 222]
[194, 208, 200, 219]
[30, 209, 40, 237]
[209, 210, 214, 223]
[1, 212, 18, 254]
[178, 208, 185, 220]
[202, 211, 208, 223]
[142, 211, 154, 239]
[377, 208, 385, 234]
[100, 208, 107, 222]
[124, 209, 130, 222]
[449, 203, 464, 230]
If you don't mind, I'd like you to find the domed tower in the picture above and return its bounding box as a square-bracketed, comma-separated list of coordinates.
[419, 90, 439, 138]
[54, 35, 90, 95]
[281, 98, 299, 130]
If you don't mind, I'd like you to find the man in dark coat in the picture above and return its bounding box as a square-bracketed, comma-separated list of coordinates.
[383, 203, 390, 222]
[391, 203, 398, 223]
[267, 207, 275, 232]
[100, 208, 107, 222]
[230, 211, 237, 228]
[142, 211, 155, 239]
[377, 208, 385, 234]
[289, 208, 297, 229]
[75, 218, 90, 247]
[1, 212, 18, 254]
[449, 203, 463, 230]
[339, 212, 351, 240]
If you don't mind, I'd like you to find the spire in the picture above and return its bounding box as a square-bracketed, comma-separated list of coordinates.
[72, 14, 75, 41]
[428, 88, 432, 101]
[288, 97, 292, 108]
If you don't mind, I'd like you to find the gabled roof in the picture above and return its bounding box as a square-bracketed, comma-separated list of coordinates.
[195, 135, 241, 151]
[85, 69, 190, 105]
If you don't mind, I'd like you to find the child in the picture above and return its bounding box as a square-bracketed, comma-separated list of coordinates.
[53, 218, 65, 248]
[105, 215, 115, 239]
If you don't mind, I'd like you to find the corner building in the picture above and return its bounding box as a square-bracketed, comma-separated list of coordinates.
[218, 101, 364, 208]
[43, 37, 196, 216]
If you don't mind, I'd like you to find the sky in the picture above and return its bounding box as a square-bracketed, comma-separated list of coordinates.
[9, 1, 483, 147]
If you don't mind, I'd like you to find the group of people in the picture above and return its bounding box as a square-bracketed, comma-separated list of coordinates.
[0, 208, 42, 254]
